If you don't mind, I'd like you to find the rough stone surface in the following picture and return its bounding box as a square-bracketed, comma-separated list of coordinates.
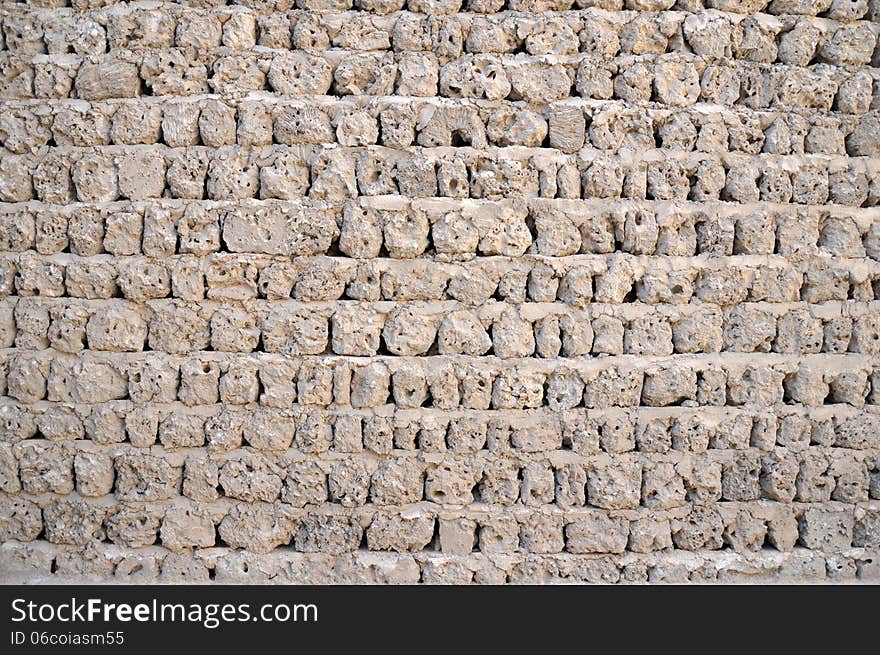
[0, 0, 879, 586]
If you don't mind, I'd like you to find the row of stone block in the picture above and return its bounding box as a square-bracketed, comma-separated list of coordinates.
[2, 45, 877, 117]
[2, 540, 877, 584]
[3, 249, 879, 299]
[2, 390, 879, 449]
[4, 290, 880, 357]
[1, 488, 878, 555]
[3, 143, 878, 208]
[23, 387, 880, 450]
[3, 198, 879, 259]
[5, 98, 878, 157]
[4, 539, 880, 584]
[5, 255, 880, 309]
[2, 374, 878, 440]
[5, 0, 880, 19]
[3, 5, 878, 69]
[3, 429, 878, 507]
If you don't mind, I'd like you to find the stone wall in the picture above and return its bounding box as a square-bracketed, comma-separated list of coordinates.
[0, 0, 879, 584]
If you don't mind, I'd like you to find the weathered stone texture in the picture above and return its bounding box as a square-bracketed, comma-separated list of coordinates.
[0, 0, 879, 585]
